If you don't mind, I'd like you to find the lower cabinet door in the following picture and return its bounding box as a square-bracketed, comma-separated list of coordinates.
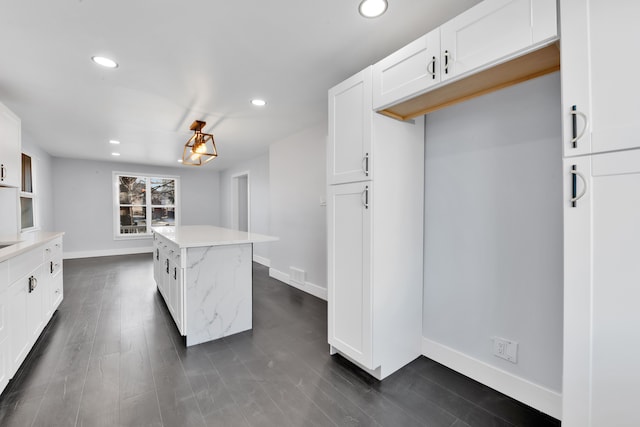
[327, 182, 373, 368]
[9, 277, 30, 372]
[563, 150, 640, 426]
[0, 337, 9, 394]
[170, 264, 184, 334]
[51, 273, 63, 311]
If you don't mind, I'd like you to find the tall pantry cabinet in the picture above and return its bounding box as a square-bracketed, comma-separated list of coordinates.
[561, 1, 640, 426]
[327, 67, 425, 379]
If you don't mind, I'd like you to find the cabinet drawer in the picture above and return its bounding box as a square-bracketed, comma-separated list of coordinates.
[44, 238, 63, 261]
[9, 247, 43, 283]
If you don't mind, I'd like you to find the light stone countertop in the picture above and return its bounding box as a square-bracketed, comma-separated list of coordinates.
[152, 225, 277, 249]
[0, 231, 65, 262]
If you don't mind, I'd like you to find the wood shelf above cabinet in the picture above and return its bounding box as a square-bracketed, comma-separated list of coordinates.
[377, 42, 560, 121]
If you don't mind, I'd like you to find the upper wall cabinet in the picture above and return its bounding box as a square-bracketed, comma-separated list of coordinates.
[440, 0, 557, 79]
[0, 101, 21, 188]
[374, 0, 559, 119]
[328, 68, 373, 185]
[560, 0, 640, 157]
[372, 29, 441, 110]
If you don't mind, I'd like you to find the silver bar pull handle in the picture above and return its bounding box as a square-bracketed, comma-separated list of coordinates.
[28, 276, 38, 293]
[571, 165, 587, 207]
[361, 186, 369, 209]
[362, 153, 369, 176]
[571, 105, 588, 148]
[0, 164, 5, 181]
[428, 56, 436, 79]
[444, 50, 450, 74]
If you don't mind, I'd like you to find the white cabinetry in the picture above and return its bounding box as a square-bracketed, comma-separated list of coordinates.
[0, 261, 9, 393]
[152, 233, 185, 335]
[560, 0, 640, 157]
[0, 101, 21, 187]
[563, 150, 640, 426]
[440, 0, 557, 79]
[44, 237, 63, 317]
[328, 181, 372, 367]
[372, 0, 558, 112]
[1, 235, 64, 395]
[328, 67, 425, 380]
[328, 69, 372, 185]
[372, 29, 441, 110]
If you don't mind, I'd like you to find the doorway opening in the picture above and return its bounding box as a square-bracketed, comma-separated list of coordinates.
[231, 172, 250, 232]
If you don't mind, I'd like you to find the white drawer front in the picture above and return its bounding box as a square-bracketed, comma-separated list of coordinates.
[9, 247, 43, 283]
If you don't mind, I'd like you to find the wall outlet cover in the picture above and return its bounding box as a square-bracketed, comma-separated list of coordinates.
[493, 336, 518, 363]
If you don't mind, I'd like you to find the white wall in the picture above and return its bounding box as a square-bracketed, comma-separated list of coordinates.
[423, 73, 563, 396]
[219, 153, 271, 264]
[0, 135, 54, 237]
[52, 157, 221, 257]
[269, 124, 327, 298]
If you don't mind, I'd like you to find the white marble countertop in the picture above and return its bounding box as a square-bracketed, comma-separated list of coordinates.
[0, 231, 65, 262]
[152, 225, 277, 249]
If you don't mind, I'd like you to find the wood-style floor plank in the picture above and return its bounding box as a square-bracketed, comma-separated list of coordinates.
[0, 254, 560, 427]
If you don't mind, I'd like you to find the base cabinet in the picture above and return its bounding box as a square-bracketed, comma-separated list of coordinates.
[563, 150, 640, 426]
[1, 235, 64, 395]
[153, 234, 185, 336]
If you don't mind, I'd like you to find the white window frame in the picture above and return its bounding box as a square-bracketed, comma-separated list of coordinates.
[112, 171, 181, 240]
[20, 151, 38, 232]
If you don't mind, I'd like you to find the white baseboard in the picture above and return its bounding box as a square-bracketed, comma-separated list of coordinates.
[268, 267, 327, 301]
[64, 246, 153, 260]
[422, 337, 561, 420]
[252, 255, 270, 267]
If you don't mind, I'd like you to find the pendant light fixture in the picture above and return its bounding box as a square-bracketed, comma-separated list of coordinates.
[182, 120, 218, 166]
[358, 0, 388, 18]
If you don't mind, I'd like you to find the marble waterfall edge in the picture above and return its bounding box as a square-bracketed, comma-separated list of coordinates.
[185, 243, 252, 346]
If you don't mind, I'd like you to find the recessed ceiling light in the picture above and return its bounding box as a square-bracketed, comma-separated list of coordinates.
[358, 0, 388, 18]
[251, 99, 267, 107]
[92, 56, 119, 68]
[109, 140, 120, 145]
[111, 152, 120, 156]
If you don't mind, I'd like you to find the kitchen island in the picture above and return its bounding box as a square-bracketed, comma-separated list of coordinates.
[152, 225, 277, 346]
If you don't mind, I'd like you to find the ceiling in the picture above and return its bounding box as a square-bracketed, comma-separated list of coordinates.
[0, 0, 480, 170]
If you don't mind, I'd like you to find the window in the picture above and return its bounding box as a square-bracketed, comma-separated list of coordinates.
[20, 153, 36, 231]
[113, 172, 179, 238]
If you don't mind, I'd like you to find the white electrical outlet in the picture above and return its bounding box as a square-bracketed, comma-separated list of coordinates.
[493, 337, 518, 363]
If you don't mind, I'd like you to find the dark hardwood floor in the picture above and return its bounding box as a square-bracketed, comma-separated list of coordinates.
[0, 254, 560, 426]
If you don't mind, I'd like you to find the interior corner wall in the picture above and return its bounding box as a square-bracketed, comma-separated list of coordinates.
[51, 157, 221, 256]
[269, 123, 327, 293]
[22, 136, 54, 233]
[219, 152, 271, 263]
[423, 72, 563, 392]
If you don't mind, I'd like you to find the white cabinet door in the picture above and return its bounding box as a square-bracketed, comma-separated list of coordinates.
[328, 68, 372, 185]
[170, 262, 184, 334]
[563, 150, 640, 427]
[8, 276, 29, 372]
[560, 0, 640, 157]
[51, 273, 63, 312]
[441, 0, 557, 81]
[372, 29, 441, 110]
[0, 289, 8, 394]
[327, 181, 372, 368]
[0, 101, 21, 188]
